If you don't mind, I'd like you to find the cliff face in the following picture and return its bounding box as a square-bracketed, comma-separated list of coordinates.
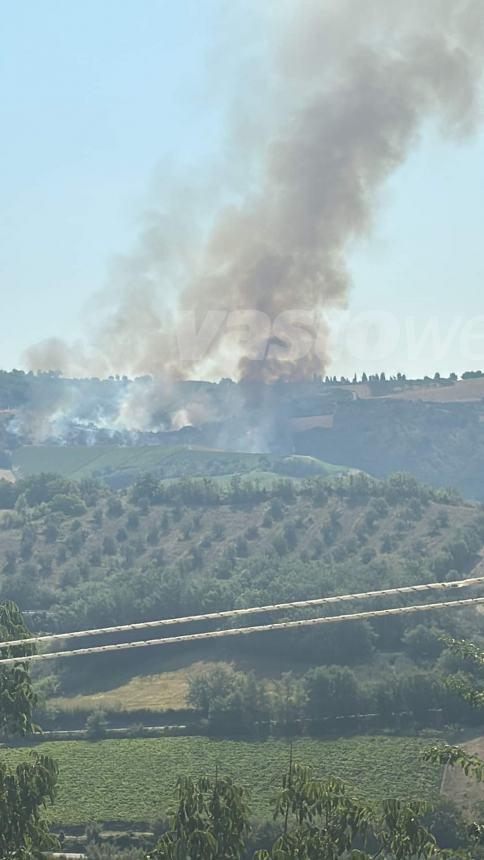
[294, 400, 484, 499]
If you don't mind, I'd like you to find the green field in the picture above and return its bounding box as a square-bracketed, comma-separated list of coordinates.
[11, 444, 343, 484]
[1, 735, 442, 826]
[12, 444, 184, 479]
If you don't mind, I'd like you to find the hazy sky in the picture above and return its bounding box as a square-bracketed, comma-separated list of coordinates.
[2, 0, 484, 378]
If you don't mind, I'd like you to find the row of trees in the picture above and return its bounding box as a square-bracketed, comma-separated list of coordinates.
[149, 769, 442, 859]
[186, 655, 478, 736]
[127, 469, 461, 511]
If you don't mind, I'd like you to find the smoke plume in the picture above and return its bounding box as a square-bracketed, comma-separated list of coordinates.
[24, 0, 484, 382]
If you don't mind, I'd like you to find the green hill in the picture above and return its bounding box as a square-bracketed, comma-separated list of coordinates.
[1, 468, 483, 716]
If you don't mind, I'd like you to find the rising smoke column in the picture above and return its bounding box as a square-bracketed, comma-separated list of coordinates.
[25, 0, 484, 383]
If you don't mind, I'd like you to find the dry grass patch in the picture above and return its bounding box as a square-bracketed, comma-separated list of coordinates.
[51, 661, 230, 712]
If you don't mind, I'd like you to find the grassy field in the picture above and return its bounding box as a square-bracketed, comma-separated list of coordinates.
[50, 660, 225, 712]
[12, 445, 183, 479]
[11, 444, 341, 483]
[1, 735, 442, 826]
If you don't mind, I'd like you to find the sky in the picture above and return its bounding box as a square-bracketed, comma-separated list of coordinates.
[1, 0, 484, 379]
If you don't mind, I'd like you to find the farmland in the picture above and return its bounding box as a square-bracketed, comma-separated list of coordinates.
[2, 735, 442, 826]
[11, 444, 341, 486]
[11, 444, 211, 481]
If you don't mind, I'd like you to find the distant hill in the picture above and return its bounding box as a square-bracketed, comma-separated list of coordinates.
[382, 377, 484, 402]
[5, 370, 484, 499]
[295, 398, 484, 500]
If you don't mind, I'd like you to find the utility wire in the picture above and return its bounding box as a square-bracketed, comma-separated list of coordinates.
[2, 574, 484, 650]
[1, 594, 484, 667]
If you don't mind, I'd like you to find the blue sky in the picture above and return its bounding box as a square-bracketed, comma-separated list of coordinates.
[1, 1, 484, 378]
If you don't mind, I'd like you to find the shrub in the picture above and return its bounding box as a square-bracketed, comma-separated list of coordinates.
[272, 535, 288, 556]
[85, 710, 109, 740]
[50, 494, 87, 517]
[107, 498, 124, 518]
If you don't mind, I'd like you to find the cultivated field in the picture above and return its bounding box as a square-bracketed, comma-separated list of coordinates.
[381, 378, 484, 403]
[3, 735, 442, 826]
[11, 445, 340, 485]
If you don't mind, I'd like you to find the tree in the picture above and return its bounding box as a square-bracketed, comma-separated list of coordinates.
[0, 602, 38, 736]
[44, 519, 59, 543]
[85, 709, 109, 739]
[187, 666, 235, 713]
[271, 672, 307, 727]
[50, 493, 87, 517]
[149, 775, 250, 859]
[420, 636, 484, 854]
[0, 602, 59, 858]
[130, 473, 162, 505]
[255, 762, 437, 860]
[305, 665, 361, 720]
[0, 479, 18, 510]
[102, 535, 117, 555]
[187, 667, 271, 735]
[0, 754, 58, 860]
[402, 625, 442, 661]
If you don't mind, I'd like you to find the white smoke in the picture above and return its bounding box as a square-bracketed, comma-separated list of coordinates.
[24, 0, 484, 383]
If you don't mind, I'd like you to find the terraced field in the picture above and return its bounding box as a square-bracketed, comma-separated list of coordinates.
[2, 735, 442, 826]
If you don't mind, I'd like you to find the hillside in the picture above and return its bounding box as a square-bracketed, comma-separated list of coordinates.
[1, 468, 484, 716]
[1, 469, 480, 625]
[295, 398, 484, 500]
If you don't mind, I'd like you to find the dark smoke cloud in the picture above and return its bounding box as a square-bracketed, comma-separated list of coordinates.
[24, 0, 484, 383]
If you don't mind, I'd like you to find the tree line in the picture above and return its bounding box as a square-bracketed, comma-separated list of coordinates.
[185, 656, 479, 737]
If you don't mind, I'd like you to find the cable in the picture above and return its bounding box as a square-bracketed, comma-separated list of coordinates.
[2, 594, 484, 667]
[3, 574, 484, 650]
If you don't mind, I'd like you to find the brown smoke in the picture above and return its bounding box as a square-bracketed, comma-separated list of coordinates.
[24, 0, 484, 382]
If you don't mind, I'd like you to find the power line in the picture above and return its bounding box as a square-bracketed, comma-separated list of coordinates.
[3, 573, 484, 650]
[2, 594, 484, 667]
